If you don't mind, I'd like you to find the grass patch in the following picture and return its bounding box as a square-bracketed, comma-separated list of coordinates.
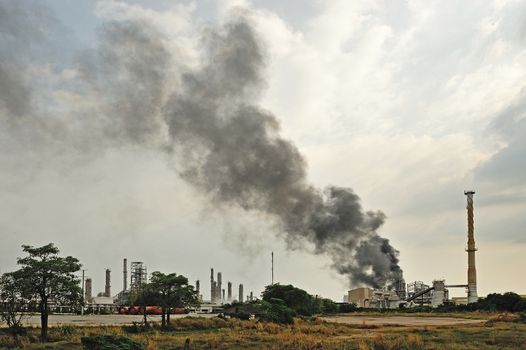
[1, 314, 526, 349]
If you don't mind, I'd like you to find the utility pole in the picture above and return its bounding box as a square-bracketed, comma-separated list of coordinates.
[81, 269, 85, 316]
[271, 251, 274, 285]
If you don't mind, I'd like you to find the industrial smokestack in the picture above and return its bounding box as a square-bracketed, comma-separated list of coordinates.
[196, 280, 201, 302]
[239, 284, 244, 303]
[250, 291, 253, 301]
[85, 278, 92, 302]
[123, 258, 128, 292]
[217, 272, 222, 302]
[105, 269, 111, 297]
[227, 281, 232, 302]
[464, 191, 478, 303]
[222, 289, 225, 303]
[212, 281, 217, 303]
[210, 268, 215, 303]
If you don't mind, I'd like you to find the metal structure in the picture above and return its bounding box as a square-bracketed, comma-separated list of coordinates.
[465, 190, 478, 303]
[407, 281, 432, 305]
[130, 262, 147, 291]
[123, 258, 128, 292]
[105, 269, 111, 297]
[395, 279, 406, 300]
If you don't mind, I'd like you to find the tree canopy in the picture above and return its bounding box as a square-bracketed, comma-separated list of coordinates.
[261, 284, 337, 316]
[130, 271, 199, 327]
[11, 243, 82, 341]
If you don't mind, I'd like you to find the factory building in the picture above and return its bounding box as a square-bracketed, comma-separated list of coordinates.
[347, 287, 401, 309]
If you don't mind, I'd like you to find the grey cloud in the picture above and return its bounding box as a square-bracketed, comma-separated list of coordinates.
[476, 92, 526, 187]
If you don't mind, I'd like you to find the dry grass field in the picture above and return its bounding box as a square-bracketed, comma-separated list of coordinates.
[1, 313, 525, 349]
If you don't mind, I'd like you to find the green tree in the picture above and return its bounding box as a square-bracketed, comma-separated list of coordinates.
[260, 298, 294, 324]
[148, 272, 199, 327]
[129, 283, 156, 327]
[0, 273, 32, 338]
[11, 243, 82, 341]
[262, 284, 315, 316]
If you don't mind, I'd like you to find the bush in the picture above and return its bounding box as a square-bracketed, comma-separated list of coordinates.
[339, 303, 357, 313]
[121, 322, 151, 334]
[81, 334, 145, 350]
[260, 299, 294, 324]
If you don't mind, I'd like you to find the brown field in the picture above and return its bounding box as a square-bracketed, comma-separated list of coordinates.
[0, 313, 525, 349]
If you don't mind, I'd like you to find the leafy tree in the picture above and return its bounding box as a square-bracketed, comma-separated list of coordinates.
[148, 272, 199, 327]
[128, 283, 157, 327]
[11, 243, 82, 341]
[130, 272, 199, 328]
[485, 292, 523, 312]
[0, 273, 32, 338]
[260, 298, 294, 324]
[262, 284, 315, 316]
[320, 298, 339, 314]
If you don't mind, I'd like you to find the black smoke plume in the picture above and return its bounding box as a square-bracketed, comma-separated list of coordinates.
[164, 20, 403, 289]
[0, 2, 402, 289]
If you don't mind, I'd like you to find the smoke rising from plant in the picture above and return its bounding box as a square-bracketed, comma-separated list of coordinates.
[0, 2, 402, 289]
[164, 20, 402, 289]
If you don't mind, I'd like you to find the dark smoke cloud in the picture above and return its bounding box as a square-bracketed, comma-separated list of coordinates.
[77, 20, 171, 146]
[0, 1, 403, 289]
[164, 20, 403, 289]
[0, 0, 46, 118]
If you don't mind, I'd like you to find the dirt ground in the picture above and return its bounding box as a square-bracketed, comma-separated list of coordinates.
[7, 313, 486, 327]
[321, 315, 485, 326]
[12, 313, 217, 327]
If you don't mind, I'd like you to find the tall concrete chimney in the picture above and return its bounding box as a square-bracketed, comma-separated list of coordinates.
[123, 258, 128, 292]
[105, 269, 111, 297]
[227, 281, 232, 302]
[196, 280, 202, 301]
[239, 284, 244, 303]
[217, 272, 222, 302]
[213, 281, 217, 303]
[210, 268, 215, 303]
[464, 190, 478, 303]
[85, 278, 92, 302]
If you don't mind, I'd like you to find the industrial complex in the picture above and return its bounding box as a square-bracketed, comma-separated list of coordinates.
[81, 259, 255, 314]
[346, 191, 480, 309]
[78, 191, 481, 313]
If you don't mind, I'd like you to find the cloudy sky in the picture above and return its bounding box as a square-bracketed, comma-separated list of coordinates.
[1, 0, 525, 301]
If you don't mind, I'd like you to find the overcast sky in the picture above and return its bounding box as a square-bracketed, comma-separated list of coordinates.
[1, 0, 525, 301]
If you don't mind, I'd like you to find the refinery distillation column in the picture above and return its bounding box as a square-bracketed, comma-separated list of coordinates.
[465, 190, 478, 303]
